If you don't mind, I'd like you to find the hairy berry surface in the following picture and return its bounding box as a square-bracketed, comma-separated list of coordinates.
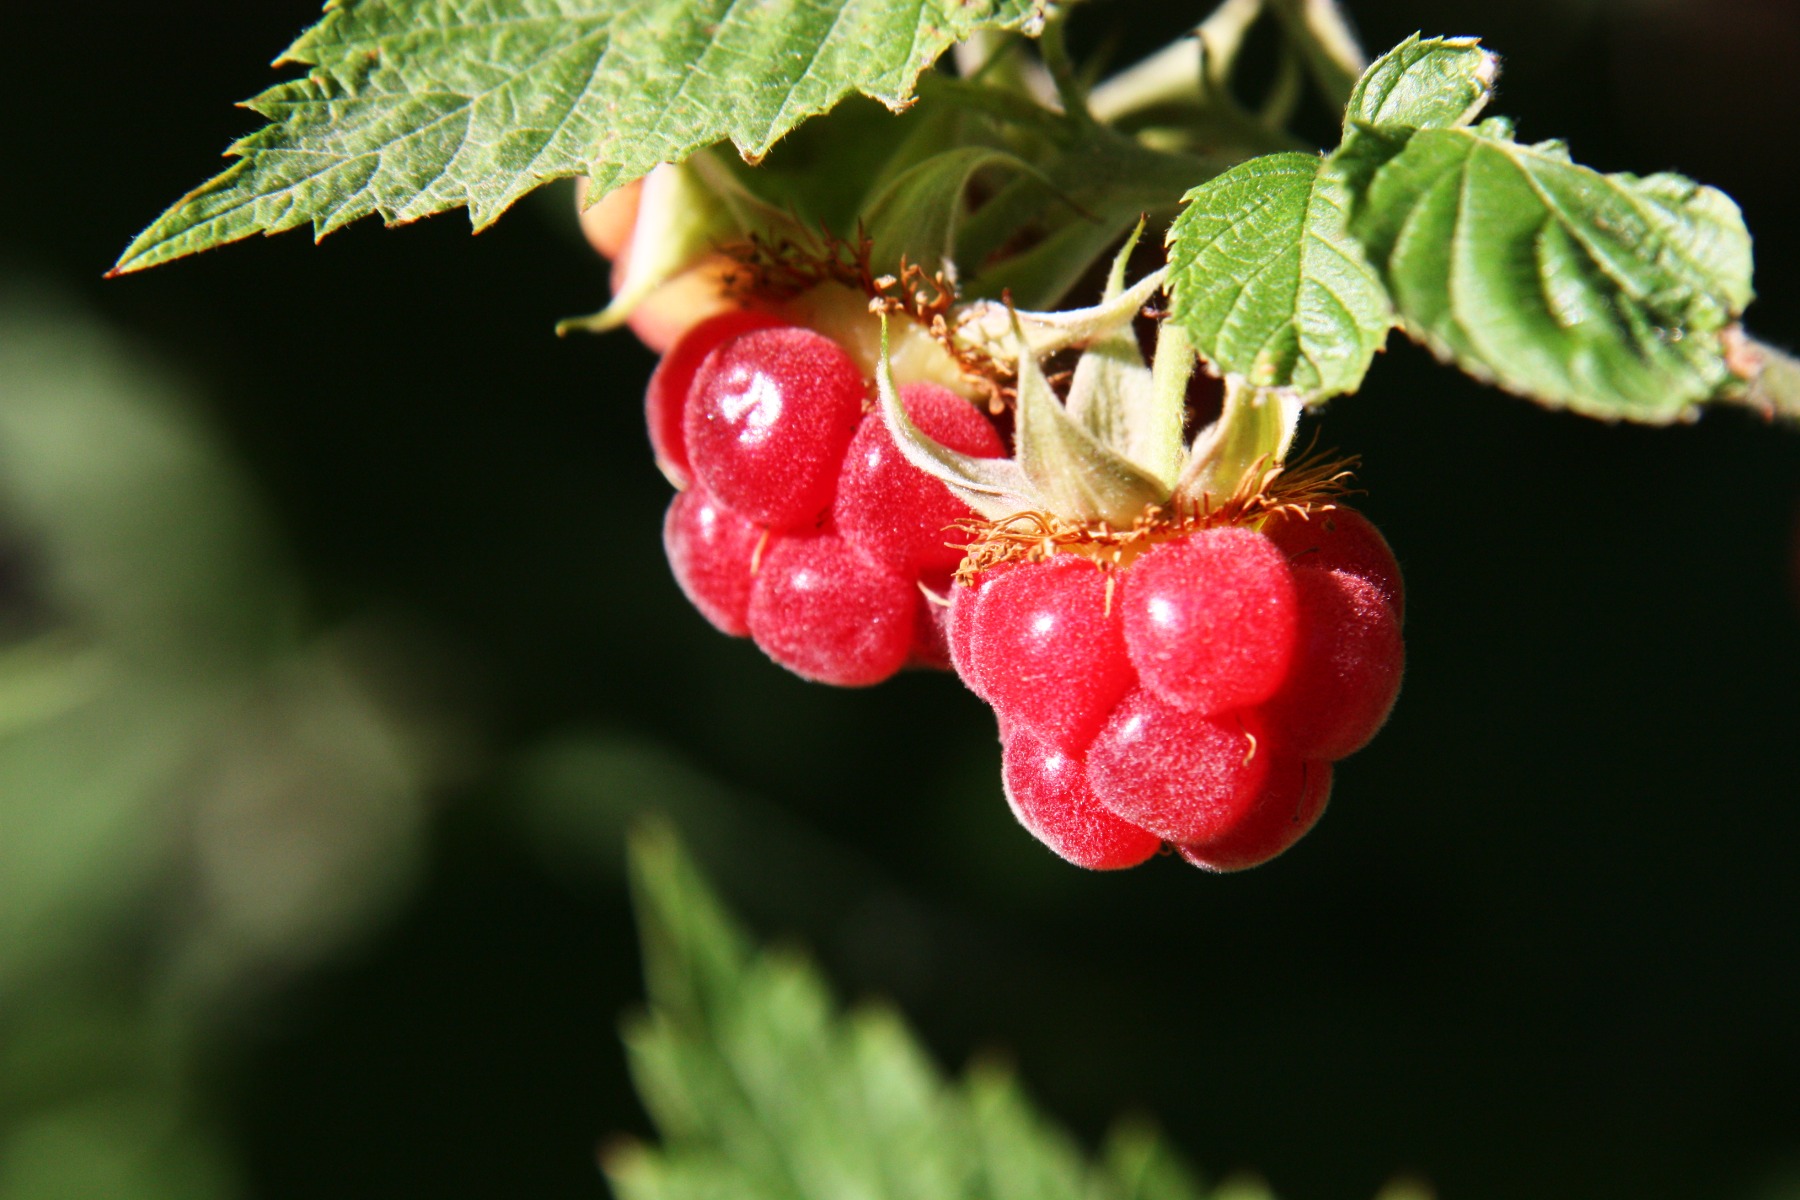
[963, 556, 1135, 750]
[836, 382, 1004, 575]
[1177, 758, 1332, 872]
[646, 310, 786, 488]
[663, 488, 765, 636]
[1121, 529, 1298, 715]
[1262, 568, 1404, 760]
[1265, 506, 1404, 617]
[1002, 726, 1161, 870]
[746, 531, 915, 686]
[685, 328, 866, 529]
[1086, 690, 1274, 844]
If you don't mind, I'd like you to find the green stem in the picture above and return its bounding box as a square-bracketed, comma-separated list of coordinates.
[1265, 0, 1368, 109]
[1037, 15, 1097, 129]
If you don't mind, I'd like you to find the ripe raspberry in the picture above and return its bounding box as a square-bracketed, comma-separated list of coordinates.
[685, 327, 867, 530]
[960, 555, 1135, 750]
[946, 561, 1018, 699]
[1120, 528, 1298, 715]
[1002, 726, 1161, 870]
[746, 530, 916, 686]
[835, 383, 1005, 576]
[1263, 506, 1404, 618]
[1177, 758, 1332, 873]
[663, 488, 766, 637]
[645, 310, 786, 488]
[1261, 568, 1404, 760]
[1085, 690, 1275, 845]
[909, 589, 954, 670]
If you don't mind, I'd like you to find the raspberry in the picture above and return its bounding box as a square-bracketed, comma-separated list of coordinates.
[1002, 726, 1161, 870]
[1086, 690, 1276, 844]
[575, 176, 740, 353]
[945, 561, 1018, 699]
[685, 327, 867, 530]
[645, 310, 787, 488]
[1177, 758, 1333, 873]
[961, 555, 1135, 750]
[663, 487, 766, 637]
[909, 589, 954, 670]
[835, 382, 1005, 576]
[1120, 528, 1299, 715]
[1263, 506, 1404, 618]
[746, 530, 916, 686]
[1261, 568, 1404, 760]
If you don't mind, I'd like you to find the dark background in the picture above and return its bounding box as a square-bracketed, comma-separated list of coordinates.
[3, 1, 1799, 1198]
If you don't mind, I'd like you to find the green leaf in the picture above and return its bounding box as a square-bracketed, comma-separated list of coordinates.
[1338, 118, 1754, 421]
[618, 828, 1229, 1200]
[1097, 1120, 1207, 1200]
[1165, 152, 1392, 398]
[112, 0, 1048, 274]
[1342, 34, 1496, 132]
[863, 147, 1038, 279]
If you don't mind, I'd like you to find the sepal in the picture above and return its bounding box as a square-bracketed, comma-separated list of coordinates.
[876, 321, 1042, 521]
[1174, 377, 1303, 507]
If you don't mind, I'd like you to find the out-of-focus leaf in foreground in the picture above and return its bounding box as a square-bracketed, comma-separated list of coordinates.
[113, 0, 1046, 273]
[616, 825, 1215, 1200]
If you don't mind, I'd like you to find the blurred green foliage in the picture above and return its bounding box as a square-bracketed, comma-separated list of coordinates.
[618, 824, 1266, 1200]
[0, 298, 451, 1199]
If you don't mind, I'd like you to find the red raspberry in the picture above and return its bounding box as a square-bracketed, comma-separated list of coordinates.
[835, 383, 1005, 576]
[1177, 758, 1332, 872]
[1263, 506, 1404, 618]
[645, 310, 786, 489]
[685, 327, 867, 530]
[1120, 528, 1299, 715]
[1261, 568, 1404, 760]
[961, 555, 1135, 750]
[1002, 726, 1161, 870]
[1085, 689, 1276, 844]
[746, 530, 916, 686]
[909, 589, 954, 670]
[945, 561, 1017, 699]
[663, 488, 766, 637]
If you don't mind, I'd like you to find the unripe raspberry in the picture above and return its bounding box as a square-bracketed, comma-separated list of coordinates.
[1263, 506, 1404, 618]
[1086, 690, 1273, 844]
[575, 175, 740, 352]
[686, 328, 867, 529]
[576, 177, 640, 261]
[1002, 726, 1161, 870]
[1177, 758, 1332, 872]
[646, 310, 787, 489]
[1261, 568, 1404, 760]
[963, 555, 1135, 750]
[663, 488, 767, 637]
[835, 383, 1005, 575]
[747, 531, 915, 686]
[1121, 528, 1299, 715]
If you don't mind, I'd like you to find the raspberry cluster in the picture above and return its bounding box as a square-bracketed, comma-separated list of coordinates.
[949, 508, 1404, 872]
[654, 309, 1003, 685]
[605, 184, 1406, 874]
